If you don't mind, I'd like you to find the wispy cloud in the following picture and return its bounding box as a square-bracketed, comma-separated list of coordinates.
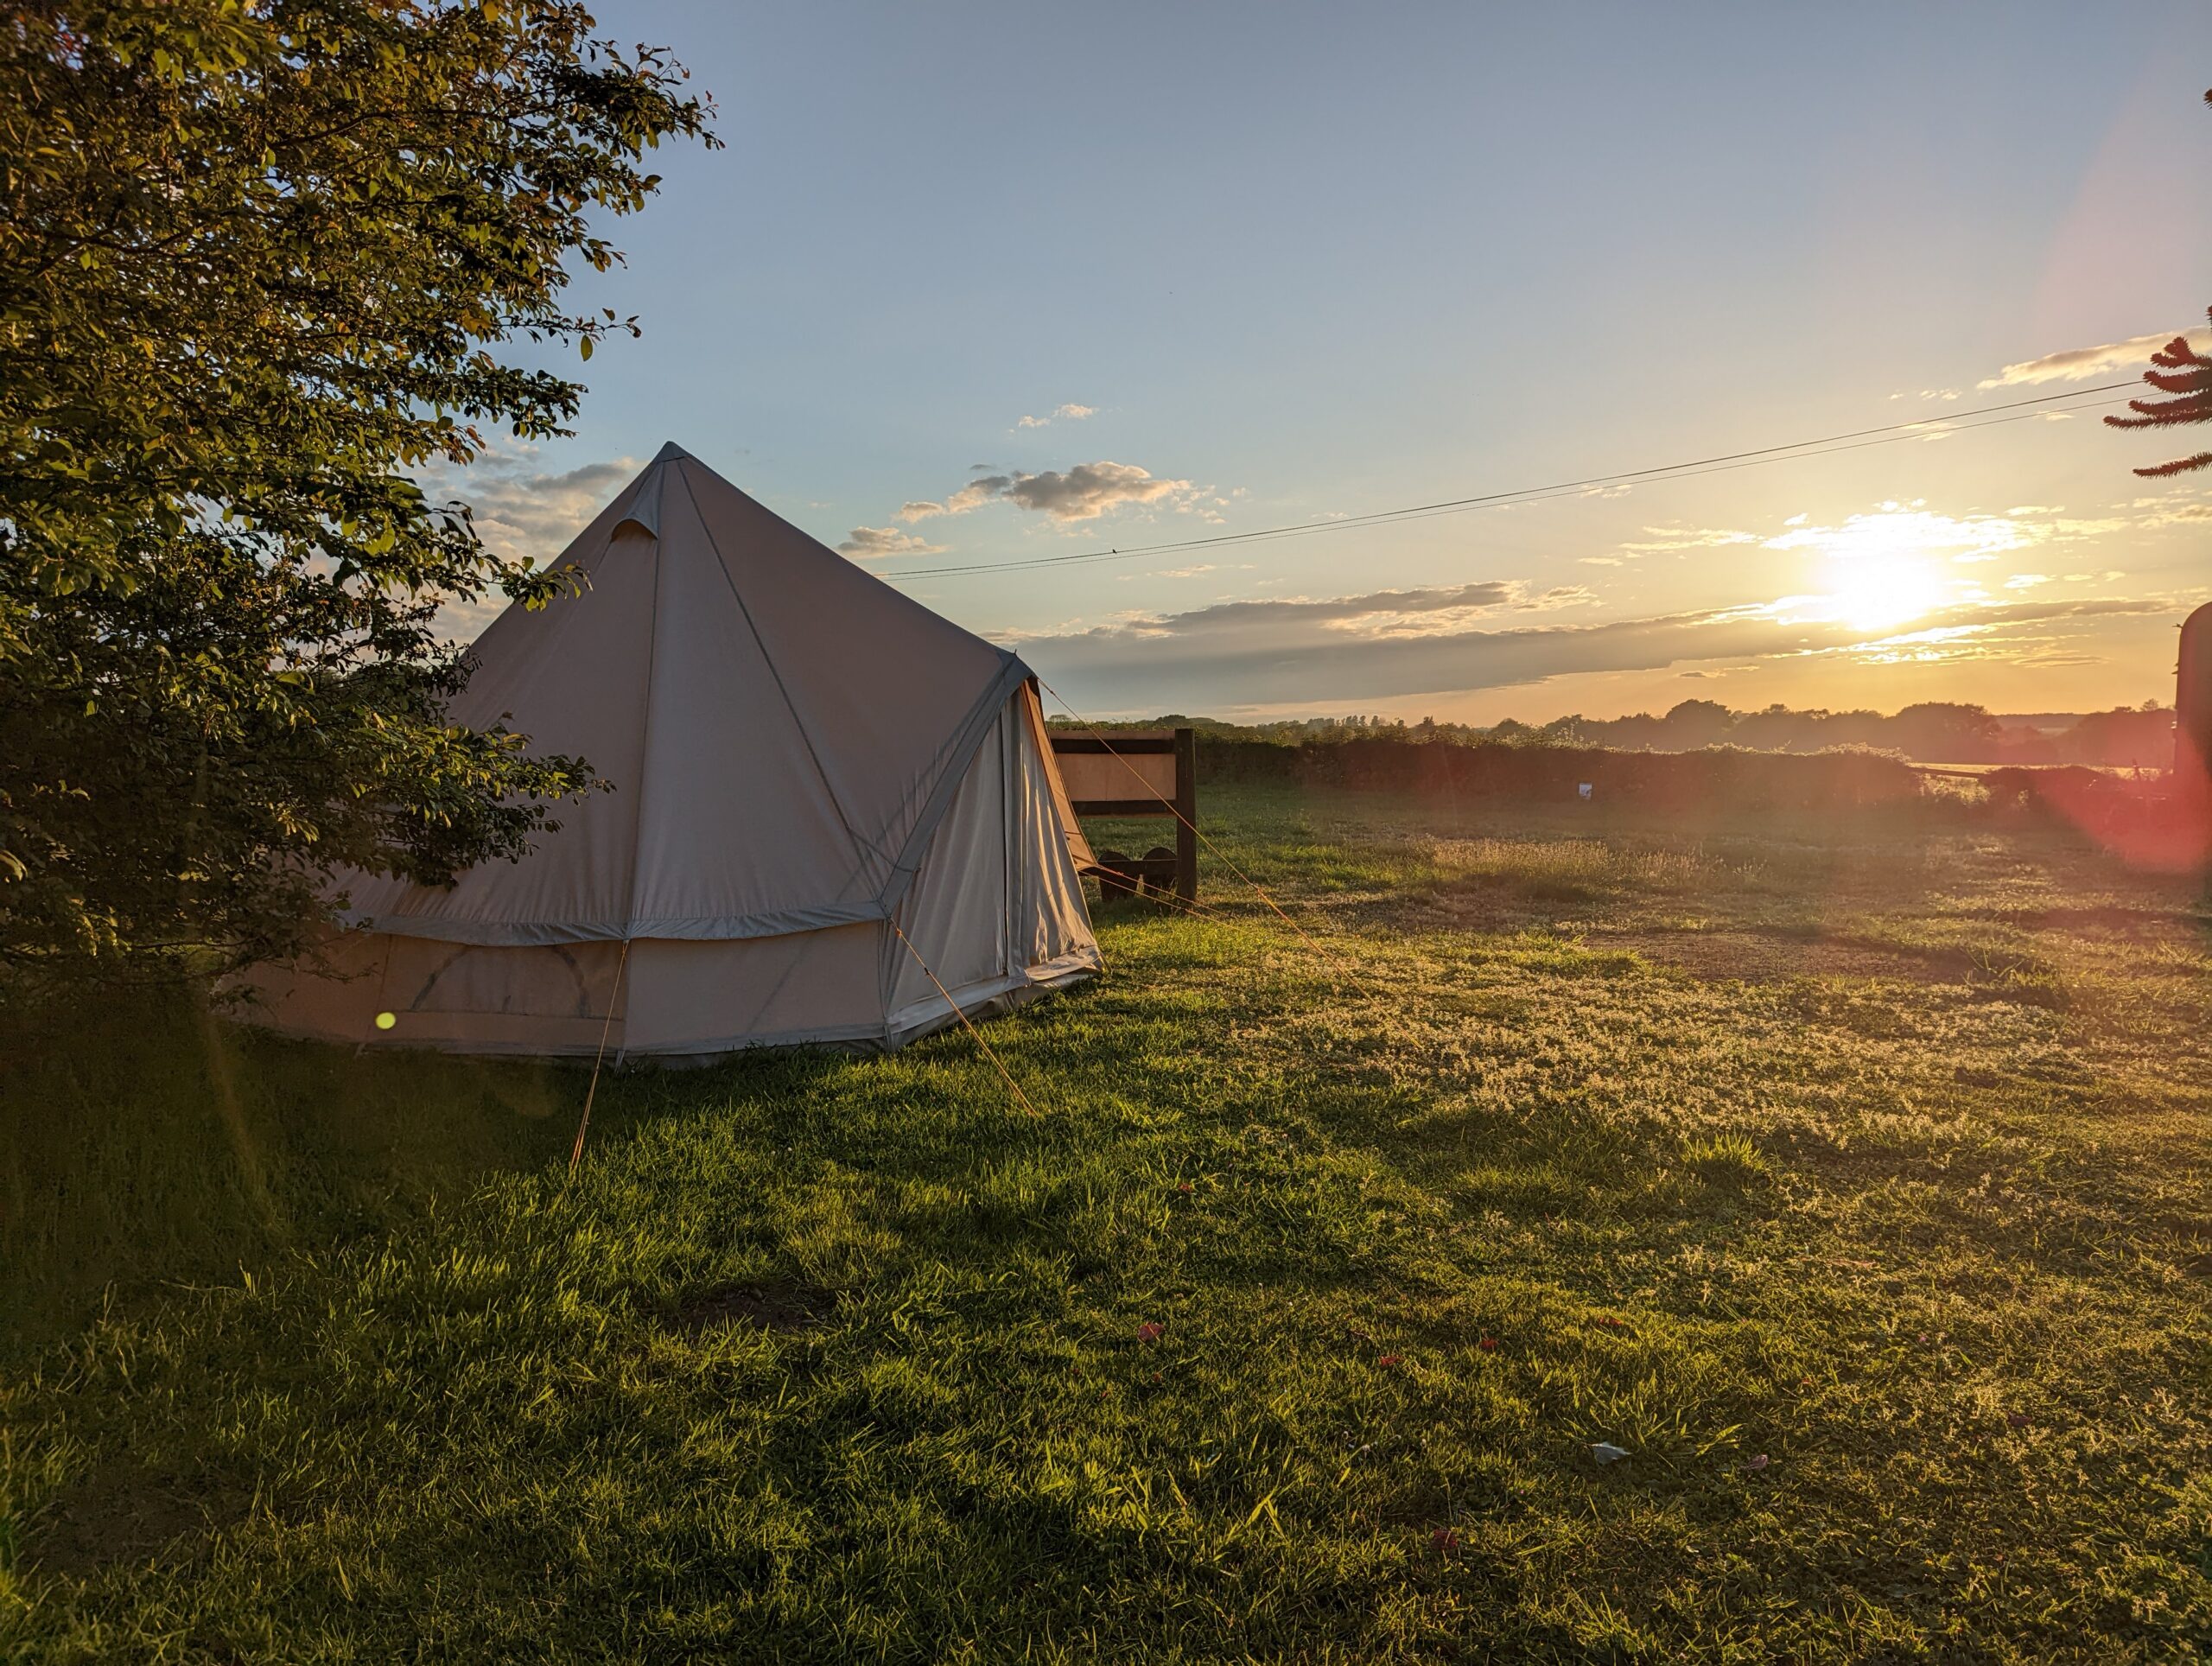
[838, 525, 948, 560]
[1978, 328, 2212, 389]
[1116, 562, 1255, 582]
[1615, 524, 1762, 558]
[1761, 506, 2035, 563]
[1015, 402, 1099, 429]
[1014, 578, 2170, 714]
[899, 478, 1006, 521]
[1793, 597, 2167, 670]
[899, 460, 1197, 524]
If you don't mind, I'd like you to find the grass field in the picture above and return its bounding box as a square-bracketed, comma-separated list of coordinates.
[3, 784, 2210, 1662]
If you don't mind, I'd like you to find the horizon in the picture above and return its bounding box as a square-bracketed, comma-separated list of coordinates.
[431, 2, 2211, 725]
[1064, 696, 2177, 729]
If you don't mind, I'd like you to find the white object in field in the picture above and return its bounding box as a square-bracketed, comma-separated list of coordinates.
[1578, 782, 1593, 801]
[1590, 1441, 1630, 1466]
[234, 444, 1101, 1060]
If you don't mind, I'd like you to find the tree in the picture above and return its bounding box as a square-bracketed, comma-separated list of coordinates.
[0, 2, 717, 993]
[2107, 308, 2212, 477]
[2103, 92, 2212, 478]
[1660, 698, 1734, 748]
[1888, 703, 2005, 764]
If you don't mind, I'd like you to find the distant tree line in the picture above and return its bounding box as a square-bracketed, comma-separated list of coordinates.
[1075, 700, 2177, 767]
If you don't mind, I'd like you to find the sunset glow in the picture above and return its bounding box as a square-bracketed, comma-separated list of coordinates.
[1817, 553, 1955, 633]
[424, 7, 2210, 725]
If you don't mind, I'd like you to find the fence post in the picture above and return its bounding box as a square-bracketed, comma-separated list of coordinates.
[1174, 726, 1198, 903]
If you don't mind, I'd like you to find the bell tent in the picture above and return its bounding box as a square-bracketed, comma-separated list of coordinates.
[239, 443, 1102, 1060]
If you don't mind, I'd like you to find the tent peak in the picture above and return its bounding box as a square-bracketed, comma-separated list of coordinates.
[612, 444, 696, 537]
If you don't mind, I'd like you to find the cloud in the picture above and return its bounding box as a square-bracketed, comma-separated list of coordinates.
[1617, 524, 1760, 558]
[1116, 562, 1255, 582]
[899, 477, 1006, 521]
[423, 450, 643, 565]
[898, 461, 1196, 525]
[1794, 597, 2167, 670]
[1762, 507, 2036, 563]
[2130, 496, 2212, 527]
[1003, 461, 1193, 520]
[417, 447, 643, 640]
[838, 525, 948, 560]
[1756, 499, 2205, 567]
[1978, 327, 2212, 388]
[1010, 576, 2171, 714]
[1015, 402, 1099, 429]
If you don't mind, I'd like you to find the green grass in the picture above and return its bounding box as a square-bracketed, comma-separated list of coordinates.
[3, 785, 2210, 1661]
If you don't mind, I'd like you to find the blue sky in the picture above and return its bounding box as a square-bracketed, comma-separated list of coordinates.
[445, 2, 2212, 721]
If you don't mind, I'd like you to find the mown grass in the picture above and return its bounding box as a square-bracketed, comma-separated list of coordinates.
[3, 785, 2209, 1662]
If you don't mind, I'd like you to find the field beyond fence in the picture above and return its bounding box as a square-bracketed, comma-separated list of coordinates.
[1196, 734, 2207, 855]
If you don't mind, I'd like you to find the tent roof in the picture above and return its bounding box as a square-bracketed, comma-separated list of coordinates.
[341, 446, 1027, 944]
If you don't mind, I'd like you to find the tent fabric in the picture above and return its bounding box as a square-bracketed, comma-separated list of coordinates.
[238, 445, 1101, 1058]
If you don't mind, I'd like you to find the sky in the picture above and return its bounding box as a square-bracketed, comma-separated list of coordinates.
[438, 2, 2212, 723]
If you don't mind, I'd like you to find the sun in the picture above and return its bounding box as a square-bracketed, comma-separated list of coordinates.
[1764, 506, 2001, 633]
[1821, 553, 1951, 633]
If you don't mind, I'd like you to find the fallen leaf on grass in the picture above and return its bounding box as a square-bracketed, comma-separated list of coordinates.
[1478, 1337, 1498, 1351]
[1745, 1453, 1770, 1472]
[1135, 1321, 1163, 1344]
[1430, 1527, 1460, 1552]
[1376, 1353, 1403, 1367]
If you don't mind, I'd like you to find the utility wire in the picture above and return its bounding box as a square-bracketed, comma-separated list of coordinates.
[883, 379, 2136, 582]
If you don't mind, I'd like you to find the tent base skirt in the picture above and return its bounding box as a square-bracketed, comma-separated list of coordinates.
[231, 950, 1100, 1068]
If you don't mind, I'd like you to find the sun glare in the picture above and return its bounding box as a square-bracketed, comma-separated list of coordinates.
[1764, 505, 2023, 633]
[1820, 554, 1951, 632]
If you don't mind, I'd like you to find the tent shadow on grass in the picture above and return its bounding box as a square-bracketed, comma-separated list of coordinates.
[0, 993, 861, 1351]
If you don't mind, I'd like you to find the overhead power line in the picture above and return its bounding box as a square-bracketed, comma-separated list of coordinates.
[881, 378, 2138, 582]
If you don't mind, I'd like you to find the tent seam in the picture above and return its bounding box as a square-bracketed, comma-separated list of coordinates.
[618, 464, 670, 938]
[674, 465, 892, 885]
[874, 655, 1032, 920]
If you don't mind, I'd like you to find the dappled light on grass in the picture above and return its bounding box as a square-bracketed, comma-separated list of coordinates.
[3, 785, 2209, 1659]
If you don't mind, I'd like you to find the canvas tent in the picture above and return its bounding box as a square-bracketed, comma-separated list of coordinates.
[238, 443, 1102, 1059]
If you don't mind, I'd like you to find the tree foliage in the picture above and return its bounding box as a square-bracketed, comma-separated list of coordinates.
[2106, 309, 2212, 478]
[2102, 90, 2212, 478]
[0, 1, 716, 991]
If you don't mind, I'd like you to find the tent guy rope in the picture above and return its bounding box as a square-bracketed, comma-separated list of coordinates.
[1036, 675, 1376, 1001]
[568, 937, 631, 1178]
[893, 922, 1045, 1118]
